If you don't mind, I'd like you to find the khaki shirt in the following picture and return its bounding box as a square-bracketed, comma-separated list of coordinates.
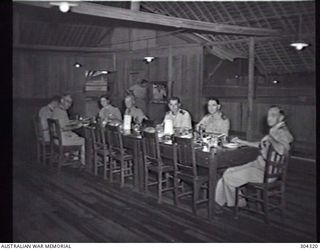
[99, 105, 122, 122]
[197, 112, 230, 135]
[38, 104, 55, 141]
[163, 109, 192, 130]
[257, 123, 294, 166]
[52, 106, 74, 138]
[129, 84, 147, 99]
[125, 106, 147, 124]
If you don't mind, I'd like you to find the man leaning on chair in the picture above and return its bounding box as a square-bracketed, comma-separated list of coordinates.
[214, 105, 294, 214]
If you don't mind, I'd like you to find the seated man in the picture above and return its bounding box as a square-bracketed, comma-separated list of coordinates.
[98, 95, 122, 125]
[196, 98, 230, 135]
[52, 94, 86, 165]
[38, 95, 60, 142]
[124, 94, 148, 124]
[215, 106, 293, 212]
[163, 96, 192, 132]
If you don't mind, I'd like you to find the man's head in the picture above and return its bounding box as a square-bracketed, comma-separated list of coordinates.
[168, 96, 181, 115]
[49, 95, 60, 109]
[207, 98, 221, 115]
[140, 79, 148, 87]
[99, 95, 111, 108]
[267, 106, 285, 127]
[60, 94, 73, 110]
[124, 95, 135, 109]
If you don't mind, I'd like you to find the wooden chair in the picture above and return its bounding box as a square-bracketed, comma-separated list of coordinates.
[173, 136, 208, 215]
[89, 123, 109, 179]
[33, 115, 51, 164]
[105, 124, 133, 187]
[47, 118, 82, 169]
[234, 144, 290, 223]
[141, 130, 174, 203]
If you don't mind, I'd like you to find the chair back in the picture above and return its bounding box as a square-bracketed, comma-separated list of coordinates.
[141, 130, 162, 167]
[105, 124, 124, 156]
[90, 122, 107, 150]
[264, 143, 289, 184]
[47, 118, 63, 148]
[173, 136, 197, 178]
[33, 115, 44, 142]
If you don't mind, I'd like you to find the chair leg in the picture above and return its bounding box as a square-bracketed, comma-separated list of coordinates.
[144, 168, 149, 194]
[120, 160, 125, 188]
[263, 189, 269, 224]
[234, 187, 240, 219]
[103, 155, 108, 180]
[93, 153, 98, 176]
[192, 183, 199, 215]
[157, 171, 163, 204]
[280, 192, 286, 224]
[109, 159, 114, 182]
[173, 175, 179, 206]
[49, 148, 55, 167]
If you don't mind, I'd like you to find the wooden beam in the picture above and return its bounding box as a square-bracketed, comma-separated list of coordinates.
[209, 60, 224, 79]
[130, 1, 140, 11]
[246, 37, 255, 141]
[168, 44, 173, 97]
[13, 44, 123, 53]
[20, 2, 280, 36]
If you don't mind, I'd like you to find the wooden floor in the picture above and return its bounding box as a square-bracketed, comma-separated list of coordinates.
[13, 148, 316, 242]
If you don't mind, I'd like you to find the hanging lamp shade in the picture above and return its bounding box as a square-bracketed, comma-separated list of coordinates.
[290, 15, 309, 51]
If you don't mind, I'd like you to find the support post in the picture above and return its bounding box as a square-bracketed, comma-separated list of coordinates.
[168, 43, 173, 97]
[246, 37, 255, 141]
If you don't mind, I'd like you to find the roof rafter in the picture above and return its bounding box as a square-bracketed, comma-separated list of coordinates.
[20, 1, 281, 37]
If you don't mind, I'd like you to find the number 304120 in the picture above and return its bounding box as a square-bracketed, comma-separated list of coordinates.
[301, 244, 318, 248]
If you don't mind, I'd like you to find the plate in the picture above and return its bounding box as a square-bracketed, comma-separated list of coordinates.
[223, 142, 239, 149]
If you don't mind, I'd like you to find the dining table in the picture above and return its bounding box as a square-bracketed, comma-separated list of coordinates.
[73, 124, 259, 220]
[121, 132, 260, 220]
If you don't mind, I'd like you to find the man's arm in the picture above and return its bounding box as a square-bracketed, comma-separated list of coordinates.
[232, 137, 260, 148]
[183, 112, 192, 130]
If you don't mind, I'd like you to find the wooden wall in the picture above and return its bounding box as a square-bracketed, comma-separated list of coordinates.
[202, 53, 315, 157]
[13, 49, 114, 99]
[113, 44, 204, 122]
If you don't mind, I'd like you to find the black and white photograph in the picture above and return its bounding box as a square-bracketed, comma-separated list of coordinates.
[12, 0, 316, 244]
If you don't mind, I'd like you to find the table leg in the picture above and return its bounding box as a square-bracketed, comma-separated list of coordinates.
[208, 152, 218, 220]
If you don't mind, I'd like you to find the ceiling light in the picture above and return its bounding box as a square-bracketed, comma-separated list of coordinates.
[50, 2, 79, 13]
[144, 56, 155, 63]
[272, 80, 279, 84]
[73, 62, 82, 68]
[59, 2, 70, 12]
[290, 42, 309, 51]
[290, 15, 309, 51]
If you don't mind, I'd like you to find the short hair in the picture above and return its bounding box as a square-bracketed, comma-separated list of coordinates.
[125, 94, 135, 102]
[98, 95, 111, 109]
[140, 79, 148, 84]
[207, 97, 220, 105]
[168, 96, 181, 104]
[269, 105, 285, 117]
[60, 93, 72, 102]
[49, 95, 60, 103]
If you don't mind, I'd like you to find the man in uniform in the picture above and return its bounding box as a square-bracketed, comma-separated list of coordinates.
[196, 98, 230, 135]
[98, 95, 122, 124]
[163, 96, 192, 131]
[124, 95, 148, 124]
[215, 106, 293, 212]
[127, 79, 148, 114]
[38, 95, 60, 142]
[52, 94, 86, 165]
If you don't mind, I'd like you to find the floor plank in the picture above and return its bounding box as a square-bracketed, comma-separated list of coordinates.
[13, 156, 316, 242]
